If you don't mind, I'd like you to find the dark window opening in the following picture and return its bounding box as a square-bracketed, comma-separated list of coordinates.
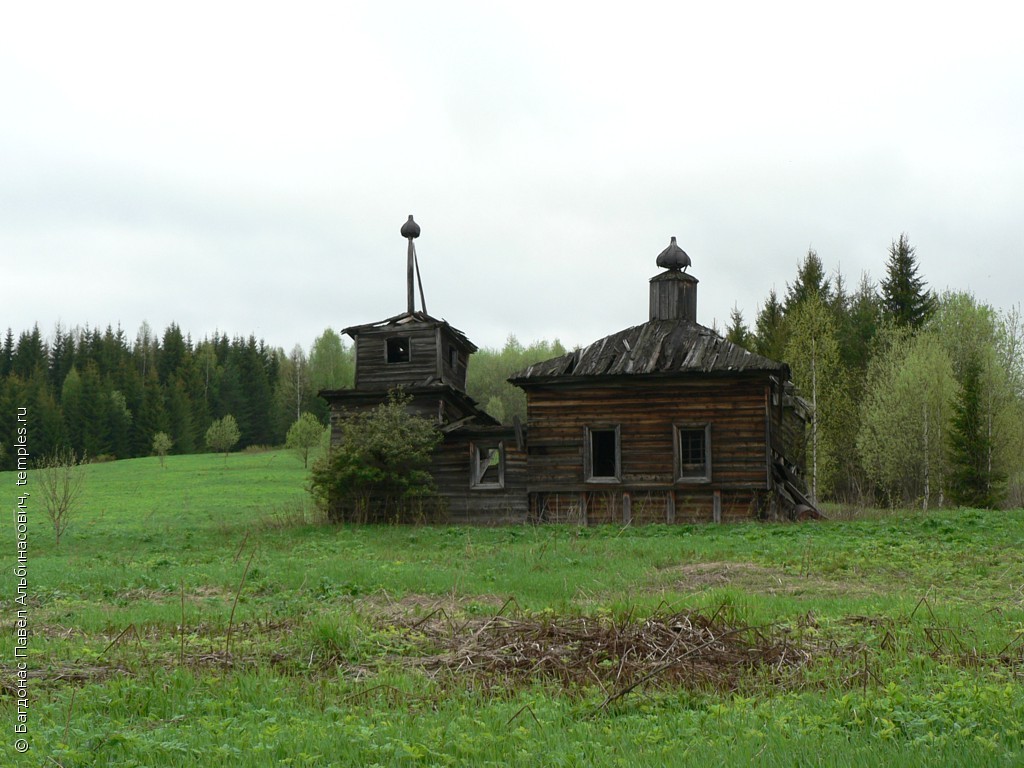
[471, 442, 504, 488]
[386, 336, 410, 364]
[449, 346, 459, 369]
[677, 425, 711, 482]
[587, 427, 620, 481]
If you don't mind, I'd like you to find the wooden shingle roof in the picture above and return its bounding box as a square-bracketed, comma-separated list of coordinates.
[510, 319, 786, 384]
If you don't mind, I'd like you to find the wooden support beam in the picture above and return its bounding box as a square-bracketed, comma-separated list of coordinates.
[439, 415, 475, 434]
[407, 239, 415, 314]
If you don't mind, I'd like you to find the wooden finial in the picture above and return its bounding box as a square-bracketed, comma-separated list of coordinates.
[401, 214, 420, 239]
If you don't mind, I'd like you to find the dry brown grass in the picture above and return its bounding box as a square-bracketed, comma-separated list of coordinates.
[387, 599, 820, 704]
[660, 560, 875, 599]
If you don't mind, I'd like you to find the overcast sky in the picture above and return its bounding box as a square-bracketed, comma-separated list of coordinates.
[3, 1, 1022, 356]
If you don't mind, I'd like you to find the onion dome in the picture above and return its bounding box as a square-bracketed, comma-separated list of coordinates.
[656, 236, 691, 271]
[400, 214, 421, 239]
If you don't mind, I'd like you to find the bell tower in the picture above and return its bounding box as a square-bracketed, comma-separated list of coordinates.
[343, 216, 476, 394]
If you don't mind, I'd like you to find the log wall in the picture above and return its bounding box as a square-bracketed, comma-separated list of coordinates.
[523, 375, 773, 523]
[355, 325, 440, 390]
[524, 377, 771, 490]
[432, 427, 529, 524]
[354, 324, 472, 392]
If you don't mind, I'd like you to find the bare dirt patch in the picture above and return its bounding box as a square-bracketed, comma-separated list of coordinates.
[108, 585, 235, 604]
[365, 591, 509, 621]
[664, 561, 868, 598]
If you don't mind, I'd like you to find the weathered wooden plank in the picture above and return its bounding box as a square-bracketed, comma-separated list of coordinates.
[517, 374, 778, 520]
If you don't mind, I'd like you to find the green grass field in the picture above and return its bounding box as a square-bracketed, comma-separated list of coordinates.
[3, 450, 1024, 766]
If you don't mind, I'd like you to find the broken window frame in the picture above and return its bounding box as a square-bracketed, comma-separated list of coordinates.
[470, 441, 505, 489]
[584, 425, 621, 483]
[385, 336, 411, 364]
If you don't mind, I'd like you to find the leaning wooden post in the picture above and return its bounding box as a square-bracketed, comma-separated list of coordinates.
[401, 214, 420, 314]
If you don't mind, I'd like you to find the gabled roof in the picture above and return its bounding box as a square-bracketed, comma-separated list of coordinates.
[510, 319, 787, 384]
[342, 311, 478, 353]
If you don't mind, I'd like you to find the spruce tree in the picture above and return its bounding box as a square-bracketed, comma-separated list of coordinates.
[166, 377, 196, 454]
[947, 355, 1003, 508]
[78, 361, 112, 458]
[49, 324, 76, 391]
[107, 390, 133, 459]
[0, 375, 19, 470]
[95, 325, 129, 380]
[60, 367, 85, 454]
[753, 289, 788, 361]
[12, 325, 47, 379]
[725, 304, 752, 348]
[842, 274, 883, 375]
[232, 336, 274, 447]
[159, 323, 188, 385]
[784, 249, 831, 314]
[134, 369, 169, 455]
[26, 371, 64, 459]
[881, 233, 934, 329]
[0, 328, 14, 377]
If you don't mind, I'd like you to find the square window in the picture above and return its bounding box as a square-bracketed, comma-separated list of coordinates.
[676, 424, 711, 482]
[585, 426, 620, 482]
[386, 336, 410, 364]
[471, 442, 504, 488]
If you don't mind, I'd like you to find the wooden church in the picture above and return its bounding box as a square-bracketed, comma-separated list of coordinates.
[320, 217, 815, 524]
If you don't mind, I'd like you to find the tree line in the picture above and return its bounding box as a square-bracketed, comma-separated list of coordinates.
[0, 323, 355, 469]
[728, 235, 1023, 509]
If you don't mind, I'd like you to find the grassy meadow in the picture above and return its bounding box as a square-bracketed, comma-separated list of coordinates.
[3, 449, 1024, 766]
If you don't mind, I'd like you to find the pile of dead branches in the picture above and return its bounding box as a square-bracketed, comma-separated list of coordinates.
[394, 604, 816, 702]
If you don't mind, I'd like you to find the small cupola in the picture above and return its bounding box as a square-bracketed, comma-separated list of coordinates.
[649, 236, 698, 323]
